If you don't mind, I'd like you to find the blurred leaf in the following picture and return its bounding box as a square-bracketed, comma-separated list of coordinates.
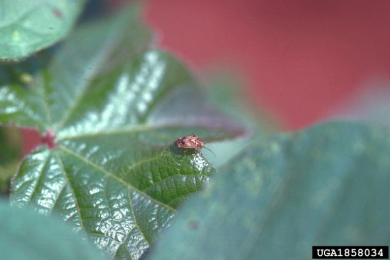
[0, 160, 19, 196]
[0, 127, 22, 196]
[202, 71, 279, 168]
[0, 4, 245, 259]
[79, 0, 109, 22]
[327, 83, 390, 127]
[149, 122, 390, 260]
[0, 0, 86, 60]
[0, 127, 22, 165]
[0, 4, 151, 131]
[204, 71, 278, 132]
[0, 202, 107, 260]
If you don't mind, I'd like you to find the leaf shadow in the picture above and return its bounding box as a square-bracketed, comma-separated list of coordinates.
[0, 45, 60, 88]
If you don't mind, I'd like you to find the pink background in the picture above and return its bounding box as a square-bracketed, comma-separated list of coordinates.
[23, 0, 390, 153]
[142, 0, 390, 129]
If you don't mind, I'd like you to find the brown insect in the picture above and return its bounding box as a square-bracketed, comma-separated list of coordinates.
[174, 134, 215, 157]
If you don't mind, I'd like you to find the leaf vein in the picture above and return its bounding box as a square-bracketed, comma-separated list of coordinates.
[54, 150, 87, 233]
[54, 17, 130, 131]
[58, 145, 177, 213]
[26, 151, 50, 203]
[127, 190, 151, 246]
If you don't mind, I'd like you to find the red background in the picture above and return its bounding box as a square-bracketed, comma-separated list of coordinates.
[23, 0, 390, 153]
[141, 0, 390, 129]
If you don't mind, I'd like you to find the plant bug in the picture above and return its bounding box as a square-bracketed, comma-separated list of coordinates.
[174, 133, 216, 157]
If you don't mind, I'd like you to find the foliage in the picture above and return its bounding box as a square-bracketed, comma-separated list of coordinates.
[0, 127, 22, 195]
[0, 202, 107, 260]
[0, 3, 244, 259]
[149, 122, 390, 259]
[0, 0, 86, 60]
[0, 2, 389, 260]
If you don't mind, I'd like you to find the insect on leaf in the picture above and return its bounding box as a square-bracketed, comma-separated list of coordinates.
[0, 4, 245, 259]
[148, 122, 390, 260]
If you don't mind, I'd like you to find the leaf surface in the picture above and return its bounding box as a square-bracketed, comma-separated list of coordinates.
[0, 6, 243, 259]
[149, 122, 390, 260]
[0, 0, 86, 59]
[0, 202, 107, 260]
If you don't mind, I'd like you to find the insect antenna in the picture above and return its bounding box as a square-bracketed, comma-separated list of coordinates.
[212, 132, 224, 141]
[203, 146, 216, 157]
[204, 132, 225, 145]
[200, 132, 224, 158]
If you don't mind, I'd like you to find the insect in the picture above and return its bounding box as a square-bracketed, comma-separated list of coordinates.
[174, 133, 215, 157]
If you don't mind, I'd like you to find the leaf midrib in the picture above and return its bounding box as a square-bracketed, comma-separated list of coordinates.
[57, 124, 152, 140]
[58, 145, 177, 213]
[54, 150, 87, 232]
[53, 12, 137, 132]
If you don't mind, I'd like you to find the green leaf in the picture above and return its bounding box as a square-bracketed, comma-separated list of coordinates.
[0, 0, 86, 60]
[0, 127, 22, 195]
[0, 202, 107, 260]
[0, 5, 244, 259]
[0, 4, 152, 131]
[327, 85, 390, 127]
[148, 122, 390, 260]
[202, 71, 279, 168]
[0, 160, 19, 196]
